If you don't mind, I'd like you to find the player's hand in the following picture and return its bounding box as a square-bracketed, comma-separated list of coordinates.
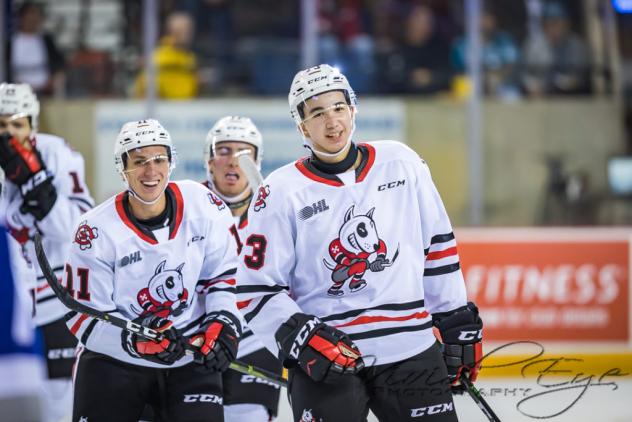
[0, 133, 57, 220]
[369, 255, 388, 272]
[0, 132, 46, 186]
[433, 302, 483, 392]
[187, 311, 240, 372]
[275, 313, 364, 384]
[121, 315, 185, 365]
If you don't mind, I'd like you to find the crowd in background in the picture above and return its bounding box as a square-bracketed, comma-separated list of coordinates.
[2, 0, 608, 100]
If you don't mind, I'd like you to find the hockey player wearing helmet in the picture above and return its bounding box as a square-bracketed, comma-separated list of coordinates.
[203, 116, 283, 422]
[65, 119, 242, 421]
[0, 82, 94, 422]
[236, 64, 483, 421]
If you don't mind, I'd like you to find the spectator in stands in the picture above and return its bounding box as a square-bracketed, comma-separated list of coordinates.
[318, 0, 375, 93]
[8, 2, 66, 97]
[451, 5, 520, 98]
[134, 12, 199, 99]
[382, 4, 452, 95]
[521, 2, 591, 96]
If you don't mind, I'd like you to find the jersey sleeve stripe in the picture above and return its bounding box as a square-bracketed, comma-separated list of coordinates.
[243, 293, 276, 323]
[430, 232, 455, 245]
[321, 298, 425, 322]
[348, 320, 433, 341]
[236, 284, 288, 294]
[80, 319, 99, 344]
[70, 313, 90, 335]
[424, 262, 461, 276]
[69, 196, 95, 209]
[334, 310, 429, 329]
[426, 246, 458, 261]
[205, 286, 236, 294]
[36, 294, 59, 304]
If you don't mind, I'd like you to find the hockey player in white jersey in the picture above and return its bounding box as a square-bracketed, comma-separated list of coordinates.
[64, 118, 242, 421]
[236, 64, 484, 421]
[0, 82, 94, 422]
[204, 116, 283, 422]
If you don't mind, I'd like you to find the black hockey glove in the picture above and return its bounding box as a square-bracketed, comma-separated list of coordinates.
[122, 315, 185, 365]
[0, 133, 57, 220]
[0, 132, 46, 186]
[433, 302, 483, 393]
[187, 311, 240, 372]
[275, 313, 364, 384]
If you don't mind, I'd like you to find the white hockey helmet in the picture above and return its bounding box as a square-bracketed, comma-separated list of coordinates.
[288, 64, 357, 126]
[204, 116, 263, 170]
[0, 83, 40, 133]
[114, 119, 176, 177]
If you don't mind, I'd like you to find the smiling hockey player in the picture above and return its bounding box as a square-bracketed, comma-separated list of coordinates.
[63, 119, 242, 421]
[236, 65, 483, 421]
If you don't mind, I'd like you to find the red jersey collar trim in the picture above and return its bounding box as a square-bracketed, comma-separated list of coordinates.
[294, 143, 377, 187]
[115, 183, 184, 244]
[295, 158, 344, 187]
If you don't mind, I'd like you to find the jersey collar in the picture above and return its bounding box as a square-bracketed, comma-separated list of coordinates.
[115, 182, 184, 244]
[294, 143, 376, 187]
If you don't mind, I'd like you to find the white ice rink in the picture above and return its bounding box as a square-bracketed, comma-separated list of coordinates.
[275, 377, 632, 421]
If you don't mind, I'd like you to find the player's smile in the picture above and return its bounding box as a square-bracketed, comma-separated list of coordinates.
[301, 91, 355, 156]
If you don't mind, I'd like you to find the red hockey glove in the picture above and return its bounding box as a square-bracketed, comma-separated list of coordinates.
[0, 133, 57, 220]
[187, 311, 240, 372]
[433, 302, 483, 392]
[275, 313, 364, 384]
[121, 315, 185, 365]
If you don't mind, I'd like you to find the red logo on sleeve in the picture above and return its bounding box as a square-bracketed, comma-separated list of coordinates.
[74, 221, 99, 250]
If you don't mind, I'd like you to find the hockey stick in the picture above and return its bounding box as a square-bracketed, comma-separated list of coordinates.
[236, 150, 264, 188]
[460, 373, 501, 422]
[33, 232, 287, 388]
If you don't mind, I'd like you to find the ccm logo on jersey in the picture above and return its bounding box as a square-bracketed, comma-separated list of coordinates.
[183, 394, 223, 404]
[289, 316, 321, 359]
[239, 375, 281, 389]
[458, 329, 483, 341]
[410, 402, 454, 417]
[377, 179, 405, 191]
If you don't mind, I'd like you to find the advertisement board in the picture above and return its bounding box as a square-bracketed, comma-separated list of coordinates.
[457, 228, 631, 343]
[94, 99, 404, 201]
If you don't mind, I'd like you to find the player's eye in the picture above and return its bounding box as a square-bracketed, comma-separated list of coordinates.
[333, 104, 346, 113]
[357, 223, 368, 237]
[133, 159, 145, 166]
[153, 156, 167, 165]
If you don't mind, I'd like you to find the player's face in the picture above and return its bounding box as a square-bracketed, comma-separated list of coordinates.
[300, 90, 355, 156]
[0, 115, 33, 148]
[209, 141, 255, 196]
[124, 145, 170, 202]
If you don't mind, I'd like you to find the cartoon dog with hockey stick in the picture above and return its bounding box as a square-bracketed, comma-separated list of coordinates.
[323, 205, 398, 296]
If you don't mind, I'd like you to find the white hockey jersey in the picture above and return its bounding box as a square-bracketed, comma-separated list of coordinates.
[2, 133, 94, 325]
[202, 181, 266, 359]
[64, 180, 240, 368]
[236, 141, 467, 366]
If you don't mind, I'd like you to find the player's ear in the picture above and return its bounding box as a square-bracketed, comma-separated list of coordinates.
[299, 123, 310, 138]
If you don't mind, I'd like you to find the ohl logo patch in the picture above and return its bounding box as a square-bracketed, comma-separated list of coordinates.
[74, 221, 98, 250]
[322, 205, 399, 296]
[253, 184, 270, 212]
